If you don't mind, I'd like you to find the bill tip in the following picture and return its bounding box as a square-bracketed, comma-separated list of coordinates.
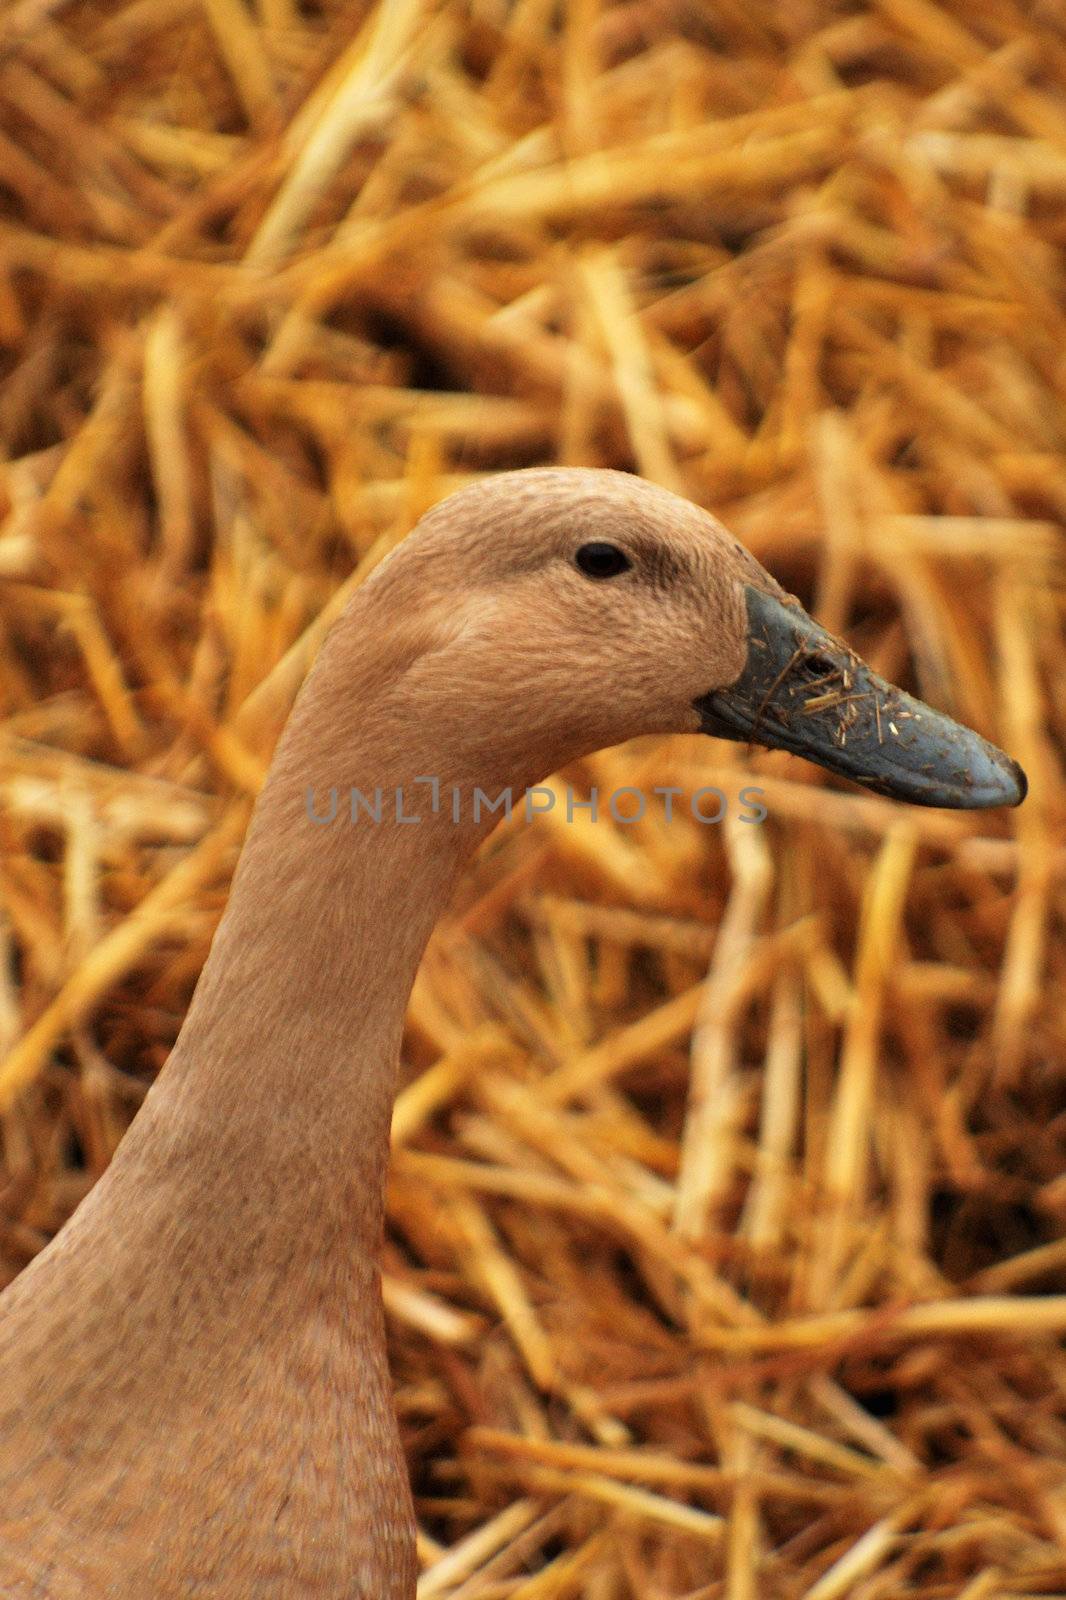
[1007, 757, 1028, 807]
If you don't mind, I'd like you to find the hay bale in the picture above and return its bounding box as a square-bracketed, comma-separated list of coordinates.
[0, 1, 1064, 1593]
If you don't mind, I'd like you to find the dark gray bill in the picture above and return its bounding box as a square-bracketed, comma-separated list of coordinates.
[695, 587, 1027, 809]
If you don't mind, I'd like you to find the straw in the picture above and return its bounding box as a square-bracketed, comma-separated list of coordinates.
[1, 1, 1063, 1593]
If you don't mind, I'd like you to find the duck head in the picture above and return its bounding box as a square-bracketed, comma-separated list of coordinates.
[365, 467, 1026, 809]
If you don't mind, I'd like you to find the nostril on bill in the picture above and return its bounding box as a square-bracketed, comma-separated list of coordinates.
[796, 649, 840, 681]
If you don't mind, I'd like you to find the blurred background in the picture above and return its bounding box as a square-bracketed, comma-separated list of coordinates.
[0, 0, 1064, 1594]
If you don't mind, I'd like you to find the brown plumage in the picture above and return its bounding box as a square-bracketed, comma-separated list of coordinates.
[0, 469, 1024, 1597]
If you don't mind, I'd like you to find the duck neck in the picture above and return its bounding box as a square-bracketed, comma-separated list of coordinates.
[113, 615, 502, 1268]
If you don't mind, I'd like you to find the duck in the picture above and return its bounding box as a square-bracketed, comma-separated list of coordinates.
[0, 468, 1025, 1598]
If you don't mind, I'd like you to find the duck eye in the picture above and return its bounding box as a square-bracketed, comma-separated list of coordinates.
[575, 542, 632, 579]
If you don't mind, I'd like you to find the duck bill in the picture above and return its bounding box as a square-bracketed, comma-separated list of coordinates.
[695, 587, 1027, 809]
